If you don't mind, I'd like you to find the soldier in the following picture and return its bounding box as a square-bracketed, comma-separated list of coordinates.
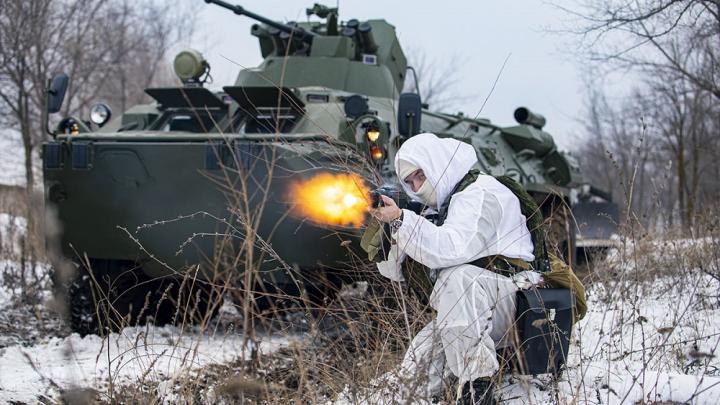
[369, 133, 542, 404]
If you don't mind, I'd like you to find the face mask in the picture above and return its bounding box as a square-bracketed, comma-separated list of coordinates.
[397, 159, 418, 182]
[415, 179, 437, 208]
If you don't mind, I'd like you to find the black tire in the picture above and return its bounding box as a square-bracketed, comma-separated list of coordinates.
[69, 259, 159, 335]
[65, 271, 100, 336]
[59, 259, 220, 336]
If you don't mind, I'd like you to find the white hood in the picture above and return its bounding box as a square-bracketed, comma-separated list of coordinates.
[394, 133, 478, 208]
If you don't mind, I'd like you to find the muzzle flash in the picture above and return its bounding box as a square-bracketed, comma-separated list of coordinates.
[289, 172, 370, 227]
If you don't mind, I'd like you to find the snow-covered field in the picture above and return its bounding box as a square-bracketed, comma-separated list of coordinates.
[0, 323, 293, 403]
[0, 214, 26, 260]
[0, 211, 297, 403]
[0, 252, 300, 403]
[330, 245, 720, 405]
[0, 231, 718, 404]
[542, 273, 720, 404]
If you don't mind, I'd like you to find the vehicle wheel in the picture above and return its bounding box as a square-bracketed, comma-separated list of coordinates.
[59, 260, 221, 336]
[301, 271, 342, 313]
[57, 259, 154, 336]
[543, 200, 577, 265]
[65, 271, 100, 336]
[51, 264, 95, 336]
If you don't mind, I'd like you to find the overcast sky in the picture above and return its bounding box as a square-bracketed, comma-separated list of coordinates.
[189, 1, 590, 149]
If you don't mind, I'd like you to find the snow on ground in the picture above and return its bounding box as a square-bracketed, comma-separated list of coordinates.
[0, 217, 299, 403]
[332, 237, 720, 404]
[534, 271, 720, 404]
[1, 211, 719, 404]
[0, 259, 46, 309]
[0, 323, 294, 403]
[0, 257, 298, 403]
[331, 271, 720, 404]
[0, 213, 26, 233]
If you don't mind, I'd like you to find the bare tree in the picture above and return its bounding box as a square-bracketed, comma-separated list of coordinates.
[0, 0, 194, 255]
[565, 0, 720, 100]
[577, 69, 719, 231]
[565, 0, 720, 231]
[88, 0, 194, 114]
[646, 73, 718, 229]
[577, 80, 661, 224]
[403, 48, 470, 112]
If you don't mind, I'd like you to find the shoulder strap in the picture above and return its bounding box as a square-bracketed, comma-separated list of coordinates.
[436, 169, 480, 226]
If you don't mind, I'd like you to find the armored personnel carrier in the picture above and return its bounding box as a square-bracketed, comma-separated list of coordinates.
[43, 1, 617, 334]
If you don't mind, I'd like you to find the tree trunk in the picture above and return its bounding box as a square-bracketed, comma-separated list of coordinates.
[19, 87, 40, 267]
[676, 143, 687, 231]
[688, 119, 702, 232]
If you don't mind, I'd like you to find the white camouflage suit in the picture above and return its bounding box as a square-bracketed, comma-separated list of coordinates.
[378, 133, 539, 397]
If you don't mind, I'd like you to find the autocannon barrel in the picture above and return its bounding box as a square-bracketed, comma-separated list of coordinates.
[204, 0, 316, 44]
[514, 107, 546, 129]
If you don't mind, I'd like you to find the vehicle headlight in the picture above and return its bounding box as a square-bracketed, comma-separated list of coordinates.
[89, 103, 112, 127]
[366, 128, 380, 142]
[173, 49, 208, 83]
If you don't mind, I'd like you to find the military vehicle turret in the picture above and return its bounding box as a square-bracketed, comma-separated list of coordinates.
[43, 1, 617, 334]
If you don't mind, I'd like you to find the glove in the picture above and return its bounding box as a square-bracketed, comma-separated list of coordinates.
[377, 244, 405, 282]
[360, 218, 384, 261]
[512, 271, 543, 289]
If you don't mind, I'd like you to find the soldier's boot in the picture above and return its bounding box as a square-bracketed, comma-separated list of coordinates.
[458, 377, 498, 405]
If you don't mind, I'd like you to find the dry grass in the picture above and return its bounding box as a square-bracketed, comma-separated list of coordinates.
[3, 178, 720, 404]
